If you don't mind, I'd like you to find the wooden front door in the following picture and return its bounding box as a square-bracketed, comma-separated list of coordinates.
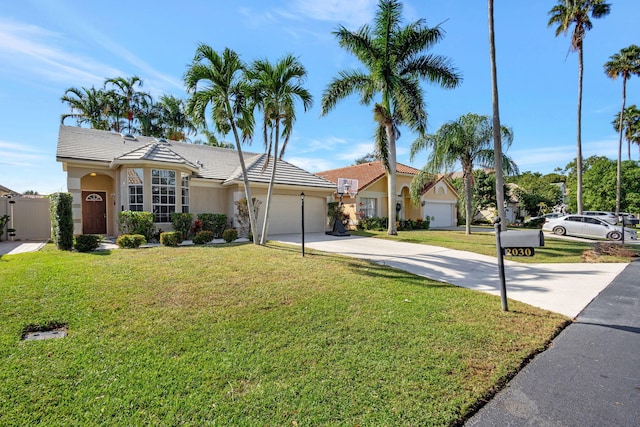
[82, 191, 107, 234]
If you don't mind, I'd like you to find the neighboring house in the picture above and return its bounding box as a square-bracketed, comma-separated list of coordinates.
[316, 161, 459, 228]
[56, 126, 336, 237]
[0, 185, 19, 197]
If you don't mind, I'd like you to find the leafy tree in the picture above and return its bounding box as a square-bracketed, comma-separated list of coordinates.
[548, 0, 611, 215]
[247, 55, 312, 245]
[103, 76, 152, 134]
[451, 169, 499, 224]
[509, 172, 563, 217]
[604, 44, 640, 215]
[410, 113, 518, 234]
[353, 153, 377, 165]
[184, 44, 259, 244]
[611, 105, 640, 161]
[321, 0, 461, 235]
[156, 94, 196, 141]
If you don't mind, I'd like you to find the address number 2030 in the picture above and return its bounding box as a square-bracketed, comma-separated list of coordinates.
[503, 247, 535, 257]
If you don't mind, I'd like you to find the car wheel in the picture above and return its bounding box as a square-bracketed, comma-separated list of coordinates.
[607, 231, 622, 241]
[552, 226, 566, 236]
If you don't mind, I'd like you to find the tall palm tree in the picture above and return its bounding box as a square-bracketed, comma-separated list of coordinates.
[248, 55, 313, 245]
[611, 104, 640, 161]
[604, 44, 640, 216]
[60, 86, 110, 130]
[157, 94, 196, 141]
[410, 113, 518, 235]
[321, 0, 461, 235]
[104, 75, 151, 134]
[488, 0, 507, 230]
[184, 44, 259, 244]
[548, 0, 611, 215]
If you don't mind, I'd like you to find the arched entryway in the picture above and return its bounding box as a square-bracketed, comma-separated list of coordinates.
[82, 191, 107, 234]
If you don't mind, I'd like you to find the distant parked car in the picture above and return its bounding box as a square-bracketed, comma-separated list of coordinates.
[543, 215, 637, 241]
[529, 213, 564, 221]
[619, 213, 639, 225]
[583, 211, 618, 225]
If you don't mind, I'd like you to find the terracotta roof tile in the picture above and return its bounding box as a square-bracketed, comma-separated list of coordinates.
[316, 161, 420, 192]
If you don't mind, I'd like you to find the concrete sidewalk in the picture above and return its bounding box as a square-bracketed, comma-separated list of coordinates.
[271, 233, 627, 319]
[0, 241, 46, 255]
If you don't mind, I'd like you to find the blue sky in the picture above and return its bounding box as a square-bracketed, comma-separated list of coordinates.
[1, 0, 638, 194]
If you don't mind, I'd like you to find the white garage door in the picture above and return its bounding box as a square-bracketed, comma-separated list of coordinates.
[424, 202, 454, 228]
[260, 195, 326, 235]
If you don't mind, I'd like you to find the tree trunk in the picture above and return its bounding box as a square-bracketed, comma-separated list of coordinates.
[386, 124, 398, 235]
[259, 120, 279, 245]
[488, 0, 506, 231]
[576, 46, 584, 214]
[463, 163, 473, 235]
[228, 102, 258, 245]
[616, 78, 627, 217]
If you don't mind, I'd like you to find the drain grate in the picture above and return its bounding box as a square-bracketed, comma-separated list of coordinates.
[21, 323, 68, 341]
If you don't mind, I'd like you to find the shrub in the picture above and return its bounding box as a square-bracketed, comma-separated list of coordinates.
[0, 214, 9, 241]
[523, 217, 546, 229]
[160, 231, 183, 247]
[50, 193, 74, 250]
[222, 228, 238, 243]
[398, 218, 430, 231]
[360, 217, 388, 231]
[171, 213, 194, 239]
[74, 234, 101, 252]
[118, 211, 155, 241]
[198, 213, 228, 238]
[116, 234, 146, 249]
[192, 230, 214, 245]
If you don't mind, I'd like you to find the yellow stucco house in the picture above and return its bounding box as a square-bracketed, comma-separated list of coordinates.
[317, 161, 459, 229]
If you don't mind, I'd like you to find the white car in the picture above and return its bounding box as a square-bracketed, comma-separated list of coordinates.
[583, 211, 618, 225]
[543, 215, 638, 241]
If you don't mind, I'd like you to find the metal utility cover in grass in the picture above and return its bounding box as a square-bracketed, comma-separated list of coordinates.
[22, 328, 67, 341]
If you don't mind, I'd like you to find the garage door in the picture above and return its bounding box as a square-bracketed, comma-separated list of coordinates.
[424, 202, 454, 228]
[259, 195, 326, 235]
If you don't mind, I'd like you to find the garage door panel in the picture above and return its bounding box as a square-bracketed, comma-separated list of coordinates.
[260, 195, 326, 235]
[424, 203, 454, 228]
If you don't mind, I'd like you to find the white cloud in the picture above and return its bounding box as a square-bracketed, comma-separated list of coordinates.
[286, 156, 336, 173]
[285, 0, 376, 28]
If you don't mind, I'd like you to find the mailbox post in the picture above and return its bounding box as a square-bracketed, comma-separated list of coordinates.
[494, 219, 544, 312]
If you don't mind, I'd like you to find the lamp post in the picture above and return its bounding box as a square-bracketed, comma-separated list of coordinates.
[300, 192, 305, 257]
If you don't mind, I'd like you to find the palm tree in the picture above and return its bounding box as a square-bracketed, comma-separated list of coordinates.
[184, 44, 259, 244]
[321, 0, 461, 235]
[488, 0, 507, 231]
[104, 76, 152, 134]
[410, 113, 518, 235]
[611, 104, 640, 161]
[247, 55, 312, 245]
[60, 86, 109, 130]
[548, 0, 611, 215]
[604, 44, 640, 216]
[157, 94, 196, 141]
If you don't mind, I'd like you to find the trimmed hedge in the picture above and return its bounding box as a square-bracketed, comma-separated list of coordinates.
[160, 231, 183, 247]
[171, 213, 194, 239]
[192, 230, 214, 245]
[197, 213, 227, 238]
[116, 234, 147, 249]
[50, 193, 74, 250]
[74, 234, 102, 252]
[222, 228, 238, 243]
[118, 211, 155, 242]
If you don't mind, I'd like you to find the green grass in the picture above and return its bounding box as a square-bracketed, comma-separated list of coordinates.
[1, 244, 568, 426]
[353, 229, 637, 263]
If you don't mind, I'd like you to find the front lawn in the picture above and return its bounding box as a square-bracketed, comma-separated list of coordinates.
[354, 229, 637, 263]
[1, 244, 567, 425]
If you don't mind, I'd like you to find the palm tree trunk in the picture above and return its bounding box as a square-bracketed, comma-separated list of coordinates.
[616, 78, 627, 217]
[576, 46, 584, 215]
[386, 124, 398, 236]
[259, 120, 279, 245]
[488, 0, 506, 231]
[228, 103, 258, 245]
[463, 163, 473, 235]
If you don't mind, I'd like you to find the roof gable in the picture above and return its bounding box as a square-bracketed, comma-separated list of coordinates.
[316, 161, 420, 192]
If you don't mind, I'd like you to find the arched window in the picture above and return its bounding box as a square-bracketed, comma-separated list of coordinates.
[85, 193, 104, 202]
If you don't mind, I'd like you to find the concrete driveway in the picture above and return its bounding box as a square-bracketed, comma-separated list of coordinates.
[271, 233, 627, 319]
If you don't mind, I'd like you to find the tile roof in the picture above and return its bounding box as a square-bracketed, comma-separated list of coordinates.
[57, 126, 335, 189]
[316, 161, 421, 192]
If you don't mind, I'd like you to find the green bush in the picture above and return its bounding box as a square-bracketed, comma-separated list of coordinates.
[523, 217, 546, 229]
[360, 217, 388, 231]
[118, 211, 155, 241]
[398, 218, 430, 231]
[222, 228, 238, 243]
[116, 234, 146, 249]
[160, 231, 183, 247]
[192, 230, 214, 245]
[0, 214, 9, 241]
[171, 212, 194, 239]
[74, 234, 102, 252]
[197, 213, 227, 238]
[50, 193, 74, 250]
